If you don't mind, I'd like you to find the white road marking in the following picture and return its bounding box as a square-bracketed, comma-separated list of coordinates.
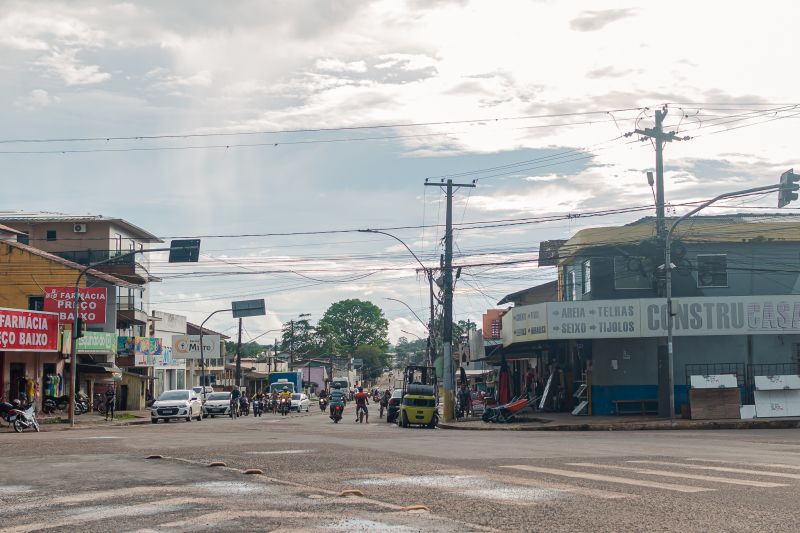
[500, 465, 712, 493]
[567, 463, 787, 488]
[628, 461, 800, 480]
[686, 458, 800, 471]
[245, 449, 315, 455]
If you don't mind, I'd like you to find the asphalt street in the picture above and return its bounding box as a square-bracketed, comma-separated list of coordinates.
[1, 408, 800, 532]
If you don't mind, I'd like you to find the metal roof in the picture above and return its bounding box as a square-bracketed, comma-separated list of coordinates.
[0, 211, 162, 243]
[1, 240, 139, 289]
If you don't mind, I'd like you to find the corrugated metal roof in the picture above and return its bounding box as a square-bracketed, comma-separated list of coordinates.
[0, 211, 162, 242]
[559, 215, 800, 262]
[0, 223, 24, 235]
[1, 240, 139, 289]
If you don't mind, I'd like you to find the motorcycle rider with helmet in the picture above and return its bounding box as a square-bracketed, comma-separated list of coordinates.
[328, 383, 346, 419]
[278, 386, 292, 416]
[354, 386, 369, 423]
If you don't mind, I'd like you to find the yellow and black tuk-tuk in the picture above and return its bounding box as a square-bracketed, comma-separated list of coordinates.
[397, 365, 438, 428]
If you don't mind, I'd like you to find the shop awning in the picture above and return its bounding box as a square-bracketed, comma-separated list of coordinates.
[77, 363, 123, 382]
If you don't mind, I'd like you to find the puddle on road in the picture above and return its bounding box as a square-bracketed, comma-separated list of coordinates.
[356, 475, 562, 503]
[321, 518, 420, 532]
[195, 481, 272, 494]
[245, 449, 315, 455]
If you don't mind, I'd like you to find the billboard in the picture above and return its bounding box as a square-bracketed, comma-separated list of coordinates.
[118, 336, 163, 366]
[0, 308, 59, 352]
[44, 286, 107, 324]
[171, 335, 221, 359]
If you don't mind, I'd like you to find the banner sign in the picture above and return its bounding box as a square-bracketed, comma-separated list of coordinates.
[44, 286, 107, 324]
[0, 307, 59, 352]
[154, 347, 182, 369]
[61, 331, 118, 355]
[118, 336, 163, 366]
[171, 335, 221, 359]
[505, 295, 800, 346]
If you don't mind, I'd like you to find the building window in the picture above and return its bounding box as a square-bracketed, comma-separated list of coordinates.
[46, 230, 57, 241]
[697, 254, 727, 287]
[28, 296, 44, 311]
[114, 233, 123, 255]
[614, 256, 651, 289]
[16, 234, 29, 245]
[582, 260, 591, 294]
[490, 319, 501, 340]
[566, 270, 577, 301]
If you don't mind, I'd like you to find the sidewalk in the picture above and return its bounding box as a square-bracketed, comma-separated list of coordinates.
[438, 411, 800, 431]
[34, 410, 152, 432]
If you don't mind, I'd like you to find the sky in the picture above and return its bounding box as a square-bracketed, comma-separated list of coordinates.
[2, 0, 799, 343]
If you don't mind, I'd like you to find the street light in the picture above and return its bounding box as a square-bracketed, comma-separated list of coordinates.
[68, 239, 200, 427]
[359, 229, 438, 367]
[385, 297, 429, 330]
[664, 179, 796, 419]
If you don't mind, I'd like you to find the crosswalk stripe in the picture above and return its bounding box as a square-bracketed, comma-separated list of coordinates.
[567, 463, 787, 488]
[628, 461, 800, 480]
[686, 458, 800, 471]
[500, 465, 712, 493]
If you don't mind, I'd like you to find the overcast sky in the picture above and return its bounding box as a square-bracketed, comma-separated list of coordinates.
[2, 0, 798, 343]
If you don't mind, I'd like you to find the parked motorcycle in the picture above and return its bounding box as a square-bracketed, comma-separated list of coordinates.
[329, 403, 343, 423]
[0, 400, 20, 426]
[9, 404, 39, 433]
[319, 397, 328, 411]
[75, 392, 90, 415]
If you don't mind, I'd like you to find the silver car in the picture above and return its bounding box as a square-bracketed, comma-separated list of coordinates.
[202, 391, 232, 418]
[151, 389, 203, 423]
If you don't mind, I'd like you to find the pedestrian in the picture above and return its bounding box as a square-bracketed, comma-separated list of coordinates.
[105, 384, 116, 421]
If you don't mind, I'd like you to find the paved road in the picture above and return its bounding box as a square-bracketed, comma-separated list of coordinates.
[1, 408, 800, 532]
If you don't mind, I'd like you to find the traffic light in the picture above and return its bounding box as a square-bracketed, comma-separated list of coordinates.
[74, 317, 85, 339]
[778, 168, 799, 208]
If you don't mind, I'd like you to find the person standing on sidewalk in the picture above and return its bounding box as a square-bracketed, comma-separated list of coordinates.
[104, 384, 116, 421]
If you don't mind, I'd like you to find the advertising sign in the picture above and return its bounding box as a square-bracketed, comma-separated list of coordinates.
[548, 301, 640, 339]
[118, 336, 163, 366]
[509, 304, 548, 342]
[44, 286, 107, 324]
[171, 335, 221, 359]
[155, 347, 182, 369]
[61, 331, 118, 355]
[0, 307, 59, 352]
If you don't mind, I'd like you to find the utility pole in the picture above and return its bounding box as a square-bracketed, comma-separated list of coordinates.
[425, 178, 475, 422]
[428, 272, 436, 368]
[633, 105, 687, 238]
[273, 338, 278, 373]
[289, 320, 294, 369]
[235, 317, 243, 390]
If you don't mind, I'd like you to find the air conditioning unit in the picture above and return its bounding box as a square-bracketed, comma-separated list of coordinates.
[73, 223, 87, 233]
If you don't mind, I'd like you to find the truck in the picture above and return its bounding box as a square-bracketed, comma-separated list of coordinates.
[330, 376, 350, 392]
[268, 371, 303, 395]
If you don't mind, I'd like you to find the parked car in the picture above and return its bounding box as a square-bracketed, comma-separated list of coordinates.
[192, 386, 215, 402]
[151, 390, 203, 423]
[202, 392, 232, 418]
[386, 388, 403, 423]
[291, 393, 310, 412]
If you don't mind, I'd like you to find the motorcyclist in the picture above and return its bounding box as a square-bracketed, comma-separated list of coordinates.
[230, 387, 241, 417]
[279, 386, 292, 416]
[380, 389, 391, 418]
[354, 386, 369, 423]
[328, 384, 345, 418]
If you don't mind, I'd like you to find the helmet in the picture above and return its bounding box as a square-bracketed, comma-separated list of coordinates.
[282, 386, 288, 391]
[358, 387, 363, 392]
[12, 399, 20, 407]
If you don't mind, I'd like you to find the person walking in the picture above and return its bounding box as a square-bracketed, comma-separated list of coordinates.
[104, 384, 116, 421]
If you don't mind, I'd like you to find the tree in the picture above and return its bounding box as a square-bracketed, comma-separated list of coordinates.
[280, 314, 316, 355]
[318, 299, 389, 357]
[354, 344, 390, 381]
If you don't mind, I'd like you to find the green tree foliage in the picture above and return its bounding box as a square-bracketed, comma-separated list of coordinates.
[355, 344, 390, 380]
[279, 313, 339, 357]
[319, 299, 389, 356]
[224, 341, 269, 358]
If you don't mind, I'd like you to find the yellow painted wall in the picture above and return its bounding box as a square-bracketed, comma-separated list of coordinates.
[0, 241, 87, 310]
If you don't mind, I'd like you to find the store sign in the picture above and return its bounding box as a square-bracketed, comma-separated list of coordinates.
[504, 295, 800, 346]
[0, 307, 59, 352]
[155, 347, 182, 369]
[118, 336, 163, 367]
[44, 286, 107, 324]
[61, 331, 118, 355]
[171, 335, 221, 359]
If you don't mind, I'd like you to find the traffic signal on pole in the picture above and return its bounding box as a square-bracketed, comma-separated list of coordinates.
[75, 317, 85, 339]
[778, 168, 799, 208]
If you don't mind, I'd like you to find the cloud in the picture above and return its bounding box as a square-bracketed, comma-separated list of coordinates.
[570, 8, 637, 32]
[35, 48, 110, 85]
[14, 89, 60, 110]
[315, 58, 368, 73]
[145, 67, 213, 93]
[586, 66, 638, 79]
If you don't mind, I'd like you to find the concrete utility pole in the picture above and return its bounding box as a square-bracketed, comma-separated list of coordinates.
[633, 105, 688, 238]
[289, 320, 294, 369]
[425, 178, 475, 422]
[235, 317, 243, 389]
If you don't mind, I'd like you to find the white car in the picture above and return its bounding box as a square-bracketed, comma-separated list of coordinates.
[291, 393, 310, 412]
[202, 392, 232, 418]
[151, 389, 203, 423]
[192, 386, 215, 401]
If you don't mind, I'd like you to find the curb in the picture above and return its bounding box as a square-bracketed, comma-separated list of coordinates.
[438, 419, 800, 432]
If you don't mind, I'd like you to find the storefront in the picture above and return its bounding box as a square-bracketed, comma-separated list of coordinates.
[61, 331, 121, 410]
[116, 336, 162, 410]
[0, 307, 61, 409]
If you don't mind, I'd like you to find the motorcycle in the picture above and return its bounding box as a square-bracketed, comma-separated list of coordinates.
[280, 397, 290, 416]
[42, 395, 70, 414]
[252, 398, 262, 417]
[319, 397, 328, 411]
[329, 403, 343, 423]
[9, 404, 39, 433]
[75, 392, 89, 415]
[270, 397, 278, 414]
[1, 400, 20, 426]
[239, 397, 250, 416]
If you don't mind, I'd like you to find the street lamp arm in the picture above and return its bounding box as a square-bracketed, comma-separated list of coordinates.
[358, 229, 429, 274]
[198, 308, 232, 400]
[385, 298, 429, 330]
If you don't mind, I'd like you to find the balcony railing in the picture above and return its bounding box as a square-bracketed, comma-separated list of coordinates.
[54, 250, 136, 266]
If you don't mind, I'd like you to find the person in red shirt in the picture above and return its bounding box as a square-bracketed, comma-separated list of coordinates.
[354, 387, 369, 423]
